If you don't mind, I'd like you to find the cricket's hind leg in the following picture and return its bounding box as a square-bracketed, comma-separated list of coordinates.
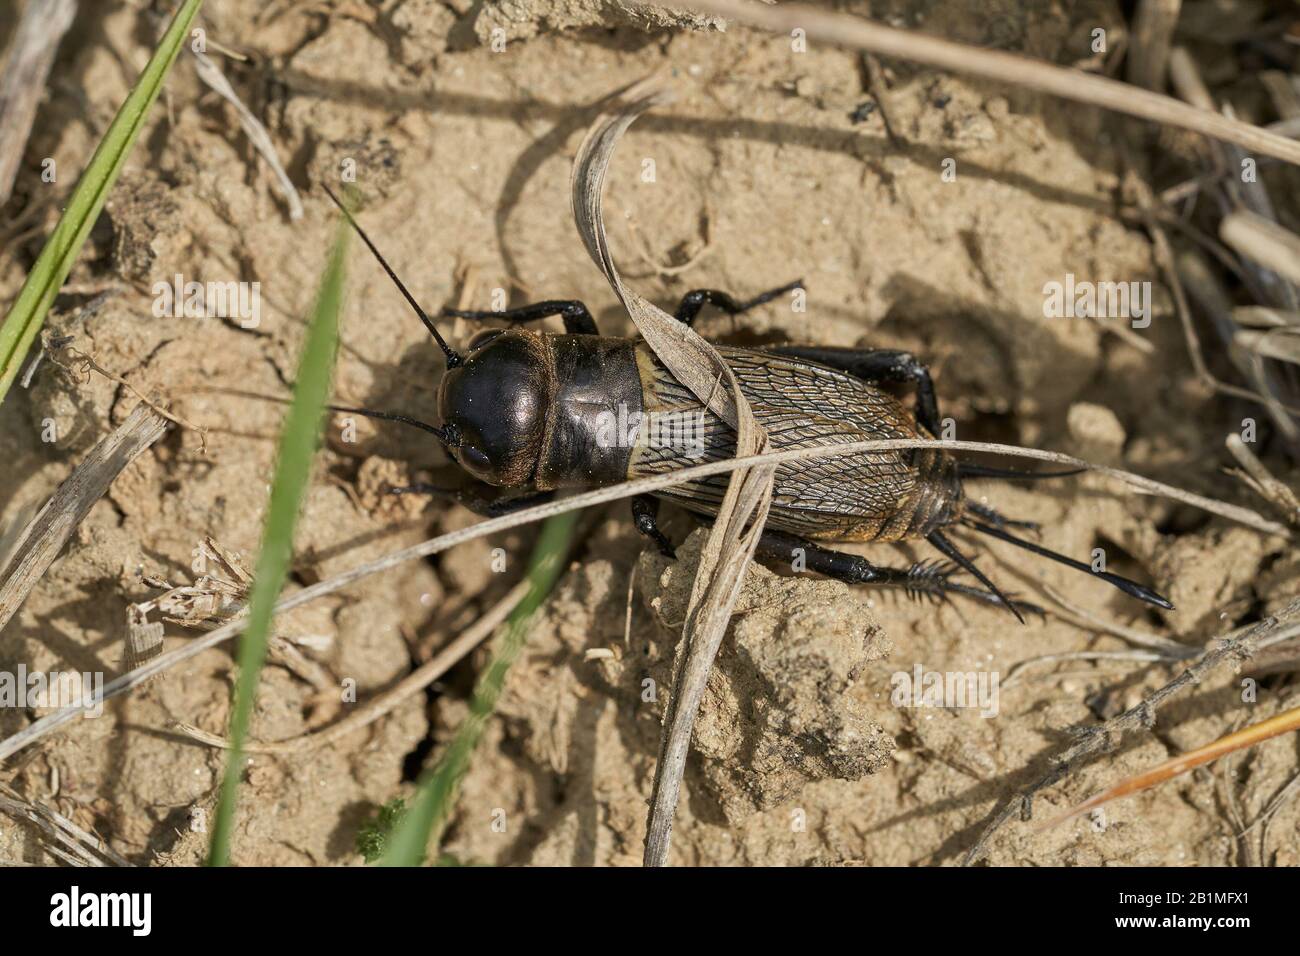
[755, 530, 1044, 617]
[766, 345, 943, 438]
[442, 300, 598, 335]
[672, 280, 804, 327]
[630, 504, 1040, 616]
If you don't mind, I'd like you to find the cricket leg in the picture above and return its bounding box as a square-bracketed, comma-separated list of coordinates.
[673, 280, 804, 327]
[755, 530, 1043, 615]
[630, 494, 676, 558]
[442, 300, 598, 335]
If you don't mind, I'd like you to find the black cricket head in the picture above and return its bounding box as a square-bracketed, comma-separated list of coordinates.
[320, 184, 553, 486]
[436, 328, 553, 486]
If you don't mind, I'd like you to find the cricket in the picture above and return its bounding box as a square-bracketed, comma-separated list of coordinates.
[321, 183, 1173, 621]
[0, 0, 1297, 904]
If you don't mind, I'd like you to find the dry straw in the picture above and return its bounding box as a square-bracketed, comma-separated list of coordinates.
[672, 0, 1300, 168]
[0, 404, 168, 634]
[0, 0, 78, 206]
[570, 74, 776, 866]
[6, 3, 1299, 862]
[1, 434, 1285, 767]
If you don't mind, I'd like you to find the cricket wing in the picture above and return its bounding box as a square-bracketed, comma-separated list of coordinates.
[627, 345, 955, 541]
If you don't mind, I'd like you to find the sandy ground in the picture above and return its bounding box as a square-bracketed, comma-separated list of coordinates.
[1, 0, 1297, 866]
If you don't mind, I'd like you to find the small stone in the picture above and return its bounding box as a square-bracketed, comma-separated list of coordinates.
[1067, 402, 1127, 454]
[985, 96, 1010, 120]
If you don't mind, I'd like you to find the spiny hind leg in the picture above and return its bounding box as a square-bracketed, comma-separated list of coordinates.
[673, 279, 803, 327]
[768, 346, 942, 437]
[755, 530, 1043, 615]
[442, 300, 598, 335]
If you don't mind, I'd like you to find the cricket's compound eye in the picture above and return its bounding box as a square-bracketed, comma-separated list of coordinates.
[437, 330, 550, 486]
[458, 444, 492, 473]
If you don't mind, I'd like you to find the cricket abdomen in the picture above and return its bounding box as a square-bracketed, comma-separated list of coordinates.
[627, 343, 964, 542]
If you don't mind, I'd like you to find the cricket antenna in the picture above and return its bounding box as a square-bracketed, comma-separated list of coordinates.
[320, 183, 463, 368]
[927, 529, 1025, 624]
[965, 519, 1175, 610]
[326, 402, 460, 448]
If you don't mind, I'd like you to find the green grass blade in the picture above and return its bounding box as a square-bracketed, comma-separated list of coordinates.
[207, 221, 349, 867]
[379, 511, 580, 866]
[0, 0, 204, 402]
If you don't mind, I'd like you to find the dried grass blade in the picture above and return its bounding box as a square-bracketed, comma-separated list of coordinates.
[570, 74, 777, 866]
[1221, 211, 1300, 288]
[675, 0, 1300, 167]
[0, 404, 168, 635]
[1043, 703, 1300, 828]
[1, 435, 1286, 767]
